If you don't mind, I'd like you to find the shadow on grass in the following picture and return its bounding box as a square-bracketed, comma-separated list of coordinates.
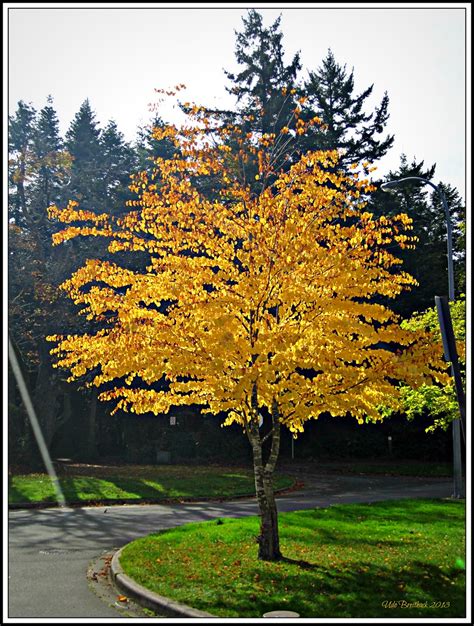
[8, 483, 26, 504]
[205, 558, 465, 618]
[280, 555, 319, 569]
[281, 499, 464, 530]
[8, 472, 271, 505]
[8, 476, 162, 504]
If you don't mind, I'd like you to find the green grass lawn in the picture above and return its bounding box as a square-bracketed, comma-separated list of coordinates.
[8, 465, 294, 505]
[119, 499, 466, 619]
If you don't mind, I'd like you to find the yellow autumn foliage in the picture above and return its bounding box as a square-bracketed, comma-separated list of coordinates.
[47, 96, 448, 435]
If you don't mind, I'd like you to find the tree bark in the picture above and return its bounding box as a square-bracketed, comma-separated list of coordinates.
[84, 387, 99, 460]
[247, 387, 282, 561]
[33, 340, 60, 448]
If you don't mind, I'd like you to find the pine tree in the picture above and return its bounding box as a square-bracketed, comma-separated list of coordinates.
[135, 114, 176, 176]
[222, 13, 394, 186]
[302, 49, 394, 172]
[100, 119, 137, 214]
[205, 10, 308, 190]
[8, 100, 76, 451]
[369, 154, 465, 316]
[29, 97, 74, 246]
[428, 181, 465, 297]
[224, 10, 302, 136]
[8, 100, 37, 226]
[33, 96, 63, 207]
[64, 99, 104, 209]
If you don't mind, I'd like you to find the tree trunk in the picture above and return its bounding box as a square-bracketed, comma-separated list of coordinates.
[9, 334, 41, 459]
[84, 387, 99, 460]
[247, 390, 282, 561]
[33, 340, 60, 448]
[257, 469, 281, 560]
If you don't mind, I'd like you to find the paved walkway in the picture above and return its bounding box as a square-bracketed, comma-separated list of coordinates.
[8, 472, 454, 619]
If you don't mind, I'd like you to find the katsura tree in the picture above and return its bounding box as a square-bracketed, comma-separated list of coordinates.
[47, 90, 447, 561]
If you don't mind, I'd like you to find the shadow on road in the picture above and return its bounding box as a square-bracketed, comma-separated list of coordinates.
[9, 472, 453, 553]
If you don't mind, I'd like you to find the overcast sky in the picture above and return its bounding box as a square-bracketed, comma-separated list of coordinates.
[5, 3, 470, 200]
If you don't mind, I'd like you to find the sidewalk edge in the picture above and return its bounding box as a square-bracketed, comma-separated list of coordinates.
[110, 547, 217, 618]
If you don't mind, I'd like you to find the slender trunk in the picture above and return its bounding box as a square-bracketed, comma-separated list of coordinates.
[33, 340, 60, 448]
[84, 387, 99, 460]
[258, 470, 281, 561]
[62, 390, 72, 423]
[8, 334, 41, 457]
[247, 387, 282, 561]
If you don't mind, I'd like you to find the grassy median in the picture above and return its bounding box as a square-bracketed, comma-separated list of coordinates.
[8, 464, 294, 505]
[119, 498, 466, 618]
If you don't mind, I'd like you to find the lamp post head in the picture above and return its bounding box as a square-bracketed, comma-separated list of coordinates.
[380, 176, 430, 193]
[380, 181, 401, 193]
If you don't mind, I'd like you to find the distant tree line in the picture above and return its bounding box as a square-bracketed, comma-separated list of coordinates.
[8, 96, 174, 464]
[8, 9, 465, 467]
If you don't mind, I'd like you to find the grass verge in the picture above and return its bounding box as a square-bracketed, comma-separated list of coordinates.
[8, 465, 294, 505]
[307, 461, 454, 477]
[119, 498, 466, 618]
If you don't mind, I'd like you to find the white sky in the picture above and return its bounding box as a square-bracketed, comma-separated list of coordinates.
[5, 2, 471, 201]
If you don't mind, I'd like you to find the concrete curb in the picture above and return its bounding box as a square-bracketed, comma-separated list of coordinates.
[110, 547, 216, 618]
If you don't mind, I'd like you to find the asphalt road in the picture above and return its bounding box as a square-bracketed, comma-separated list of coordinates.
[7, 472, 454, 619]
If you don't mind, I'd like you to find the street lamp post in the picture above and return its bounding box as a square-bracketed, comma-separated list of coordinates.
[381, 176, 464, 498]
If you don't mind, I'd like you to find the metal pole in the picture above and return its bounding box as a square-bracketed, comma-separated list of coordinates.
[433, 189, 463, 495]
[8, 336, 67, 507]
[451, 405, 463, 498]
[435, 296, 465, 498]
[381, 177, 464, 497]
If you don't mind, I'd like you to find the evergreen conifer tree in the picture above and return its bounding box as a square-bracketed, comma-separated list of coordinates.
[8, 100, 37, 226]
[222, 12, 394, 185]
[8, 100, 77, 453]
[30, 97, 73, 241]
[100, 119, 137, 214]
[224, 9, 302, 136]
[64, 99, 104, 209]
[209, 10, 308, 189]
[33, 96, 62, 207]
[303, 49, 394, 172]
[370, 154, 465, 316]
[135, 114, 176, 176]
